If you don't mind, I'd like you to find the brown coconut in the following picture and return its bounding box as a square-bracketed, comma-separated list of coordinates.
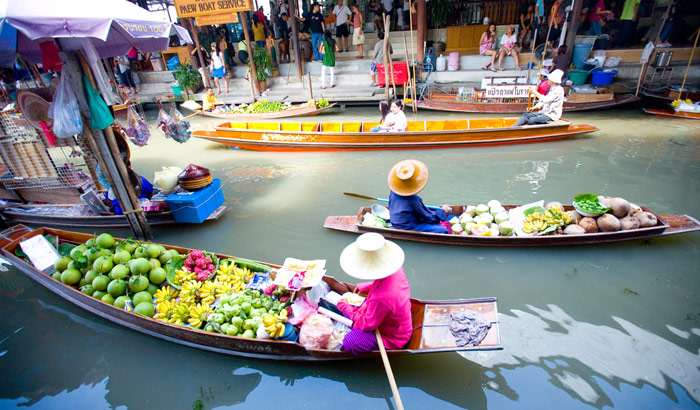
[545, 201, 564, 210]
[579, 217, 599, 233]
[619, 215, 640, 230]
[635, 211, 658, 228]
[597, 214, 621, 232]
[609, 197, 631, 218]
[567, 210, 583, 224]
[629, 203, 642, 216]
[564, 224, 586, 235]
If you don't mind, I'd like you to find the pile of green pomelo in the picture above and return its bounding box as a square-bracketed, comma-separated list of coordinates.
[52, 233, 179, 317]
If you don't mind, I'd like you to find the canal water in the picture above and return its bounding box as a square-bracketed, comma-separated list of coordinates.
[0, 106, 698, 409]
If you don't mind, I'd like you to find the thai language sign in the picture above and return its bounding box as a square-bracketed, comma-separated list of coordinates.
[484, 84, 532, 98]
[174, 0, 253, 18]
[195, 13, 239, 26]
[118, 21, 169, 38]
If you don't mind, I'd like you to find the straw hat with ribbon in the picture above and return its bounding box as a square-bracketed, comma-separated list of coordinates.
[387, 159, 429, 197]
[16, 90, 52, 131]
[339, 232, 405, 281]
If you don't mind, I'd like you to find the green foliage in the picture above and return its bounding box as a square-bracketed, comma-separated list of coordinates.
[427, 0, 454, 28]
[248, 47, 272, 82]
[173, 63, 201, 98]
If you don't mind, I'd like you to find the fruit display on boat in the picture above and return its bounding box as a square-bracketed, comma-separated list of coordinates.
[448, 200, 514, 237]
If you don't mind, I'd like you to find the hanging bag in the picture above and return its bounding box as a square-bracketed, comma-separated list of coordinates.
[48, 74, 83, 138]
[125, 106, 150, 146]
[167, 107, 192, 143]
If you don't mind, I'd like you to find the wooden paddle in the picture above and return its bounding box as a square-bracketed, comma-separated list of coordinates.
[375, 330, 405, 410]
[343, 192, 441, 210]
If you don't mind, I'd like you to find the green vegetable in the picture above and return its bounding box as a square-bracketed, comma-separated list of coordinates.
[573, 194, 611, 213]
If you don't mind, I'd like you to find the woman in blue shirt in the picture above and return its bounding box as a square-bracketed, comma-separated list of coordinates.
[387, 159, 451, 233]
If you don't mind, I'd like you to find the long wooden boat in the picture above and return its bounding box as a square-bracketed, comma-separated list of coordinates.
[419, 91, 640, 113]
[192, 118, 598, 152]
[643, 107, 700, 120]
[2, 227, 502, 360]
[323, 206, 700, 247]
[193, 103, 337, 120]
[0, 204, 226, 228]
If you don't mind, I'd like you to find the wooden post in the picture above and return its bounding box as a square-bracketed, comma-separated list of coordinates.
[288, 0, 303, 83]
[383, 14, 391, 100]
[416, 0, 426, 64]
[402, 32, 416, 112]
[563, 0, 583, 70]
[239, 12, 260, 98]
[188, 18, 211, 89]
[307, 72, 313, 99]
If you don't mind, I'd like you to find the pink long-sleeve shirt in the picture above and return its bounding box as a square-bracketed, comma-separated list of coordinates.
[337, 268, 413, 350]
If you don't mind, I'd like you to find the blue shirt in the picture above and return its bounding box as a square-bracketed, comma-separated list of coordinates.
[388, 191, 447, 230]
[536, 0, 544, 17]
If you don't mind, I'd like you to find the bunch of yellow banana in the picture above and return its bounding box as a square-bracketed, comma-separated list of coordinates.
[172, 269, 196, 286]
[523, 212, 549, 233]
[169, 303, 193, 326]
[188, 302, 212, 329]
[547, 206, 572, 225]
[215, 261, 236, 282]
[154, 286, 179, 305]
[179, 280, 202, 305]
[154, 300, 177, 321]
[199, 281, 227, 305]
[263, 309, 289, 338]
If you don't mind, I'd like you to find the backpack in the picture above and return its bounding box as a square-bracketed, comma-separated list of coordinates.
[392, 0, 403, 10]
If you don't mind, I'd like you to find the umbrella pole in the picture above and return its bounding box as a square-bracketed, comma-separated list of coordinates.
[679, 29, 700, 100]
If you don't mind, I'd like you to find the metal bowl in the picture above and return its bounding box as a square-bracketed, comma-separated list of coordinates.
[371, 204, 390, 220]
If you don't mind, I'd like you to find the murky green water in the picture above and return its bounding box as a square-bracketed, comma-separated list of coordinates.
[0, 106, 699, 409]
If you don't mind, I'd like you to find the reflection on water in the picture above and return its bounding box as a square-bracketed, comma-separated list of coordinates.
[461, 305, 700, 407]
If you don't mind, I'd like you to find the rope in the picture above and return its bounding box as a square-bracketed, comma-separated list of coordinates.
[122, 207, 144, 215]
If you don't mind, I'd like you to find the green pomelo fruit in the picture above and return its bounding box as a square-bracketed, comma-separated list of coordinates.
[92, 290, 107, 300]
[51, 272, 62, 280]
[148, 267, 166, 285]
[146, 244, 163, 259]
[107, 279, 127, 297]
[96, 233, 115, 249]
[114, 295, 131, 309]
[54, 256, 71, 272]
[92, 274, 110, 291]
[70, 245, 88, 260]
[93, 256, 113, 274]
[80, 284, 96, 296]
[134, 302, 154, 318]
[128, 275, 149, 293]
[78, 278, 88, 287]
[133, 246, 148, 259]
[132, 291, 152, 307]
[146, 283, 159, 296]
[129, 258, 150, 275]
[242, 329, 255, 338]
[109, 264, 129, 280]
[158, 249, 177, 265]
[148, 258, 161, 270]
[85, 238, 96, 248]
[101, 293, 115, 305]
[112, 250, 131, 264]
[84, 270, 98, 284]
[61, 268, 82, 285]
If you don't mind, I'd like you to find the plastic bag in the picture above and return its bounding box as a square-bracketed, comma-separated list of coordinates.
[289, 294, 318, 326]
[299, 313, 333, 350]
[48, 74, 83, 138]
[306, 281, 330, 306]
[167, 107, 191, 143]
[83, 75, 114, 130]
[125, 106, 150, 146]
[156, 108, 175, 140]
[154, 166, 183, 193]
[327, 320, 351, 351]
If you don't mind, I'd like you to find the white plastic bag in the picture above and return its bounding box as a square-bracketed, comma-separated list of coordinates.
[154, 166, 183, 193]
[48, 74, 83, 138]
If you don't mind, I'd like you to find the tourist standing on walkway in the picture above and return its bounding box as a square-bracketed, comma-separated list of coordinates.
[116, 54, 136, 94]
[614, 0, 640, 48]
[254, 7, 268, 32]
[368, 0, 384, 32]
[209, 42, 229, 94]
[238, 40, 249, 64]
[351, 4, 365, 58]
[513, 69, 565, 126]
[534, 0, 544, 42]
[310, 3, 325, 61]
[382, 0, 393, 29]
[332, 0, 352, 53]
[479, 23, 498, 72]
[588, 0, 613, 36]
[252, 14, 266, 48]
[369, 31, 392, 87]
[319, 30, 338, 89]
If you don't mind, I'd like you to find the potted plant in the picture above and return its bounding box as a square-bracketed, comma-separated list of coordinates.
[173, 63, 201, 99]
[248, 47, 272, 92]
[427, 0, 454, 28]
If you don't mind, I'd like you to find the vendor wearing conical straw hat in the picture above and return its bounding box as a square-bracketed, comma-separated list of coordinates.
[337, 232, 412, 354]
[387, 159, 452, 233]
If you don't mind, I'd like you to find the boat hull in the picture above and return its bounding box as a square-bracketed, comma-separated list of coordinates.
[2, 227, 502, 360]
[198, 103, 337, 120]
[323, 206, 700, 247]
[418, 93, 639, 113]
[193, 119, 598, 152]
[643, 107, 700, 120]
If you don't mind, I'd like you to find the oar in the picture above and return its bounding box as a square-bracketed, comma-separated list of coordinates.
[343, 192, 441, 210]
[375, 330, 405, 410]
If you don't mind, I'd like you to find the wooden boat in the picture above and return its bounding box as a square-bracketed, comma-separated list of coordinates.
[419, 89, 640, 113]
[192, 118, 598, 152]
[643, 107, 700, 120]
[193, 103, 337, 120]
[323, 206, 700, 247]
[2, 227, 502, 360]
[0, 204, 226, 228]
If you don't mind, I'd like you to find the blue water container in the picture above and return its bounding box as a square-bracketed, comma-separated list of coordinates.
[165, 179, 224, 223]
[572, 44, 593, 69]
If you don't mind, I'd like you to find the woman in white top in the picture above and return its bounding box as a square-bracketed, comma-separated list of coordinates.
[387, 99, 407, 132]
[209, 42, 229, 94]
[497, 24, 522, 71]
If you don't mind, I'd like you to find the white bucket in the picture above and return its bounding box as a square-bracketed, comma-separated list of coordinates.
[436, 54, 447, 72]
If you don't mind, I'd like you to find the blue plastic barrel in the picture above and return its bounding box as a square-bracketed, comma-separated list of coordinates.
[572, 44, 593, 69]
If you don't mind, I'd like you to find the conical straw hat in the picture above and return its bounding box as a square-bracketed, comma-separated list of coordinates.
[387, 159, 429, 197]
[339, 232, 405, 280]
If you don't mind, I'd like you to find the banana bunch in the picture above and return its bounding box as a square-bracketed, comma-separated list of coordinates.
[263, 309, 289, 338]
[179, 280, 202, 305]
[188, 302, 213, 329]
[523, 207, 572, 233]
[215, 263, 251, 293]
[523, 212, 549, 233]
[173, 269, 196, 286]
[169, 303, 193, 326]
[154, 286, 179, 305]
[154, 300, 177, 322]
[547, 206, 572, 225]
[199, 280, 231, 305]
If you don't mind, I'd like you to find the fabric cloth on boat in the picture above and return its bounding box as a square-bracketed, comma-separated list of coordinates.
[338, 267, 412, 353]
[388, 191, 448, 233]
[448, 310, 491, 347]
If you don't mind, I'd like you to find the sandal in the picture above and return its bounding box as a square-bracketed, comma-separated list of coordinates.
[481, 66, 489, 71]
[490, 68, 497, 72]
[320, 86, 326, 89]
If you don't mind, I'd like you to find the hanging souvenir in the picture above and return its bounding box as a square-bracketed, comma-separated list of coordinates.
[125, 105, 150, 146]
[167, 106, 191, 143]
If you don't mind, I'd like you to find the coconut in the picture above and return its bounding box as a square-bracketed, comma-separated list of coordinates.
[564, 224, 586, 235]
[597, 214, 621, 232]
[579, 217, 599, 233]
[609, 197, 631, 218]
[629, 203, 642, 216]
[619, 215, 640, 230]
[635, 211, 658, 228]
[567, 210, 583, 224]
[598, 195, 611, 206]
[545, 201, 563, 210]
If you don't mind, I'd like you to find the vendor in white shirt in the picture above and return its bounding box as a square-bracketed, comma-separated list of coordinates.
[373, 99, 407, 132]
[513, 69, 565, 127]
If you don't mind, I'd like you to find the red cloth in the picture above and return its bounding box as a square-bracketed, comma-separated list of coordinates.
[127, 46, 138, 59]
[538, 79, 551, 95]
[337, 268, 413, 350]
[589, 0, 605, 22]
[39, 41, 62, 72]
[39, 121, 57, 146]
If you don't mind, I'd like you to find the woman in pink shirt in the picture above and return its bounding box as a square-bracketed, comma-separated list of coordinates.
[337, 232, 413, 354]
